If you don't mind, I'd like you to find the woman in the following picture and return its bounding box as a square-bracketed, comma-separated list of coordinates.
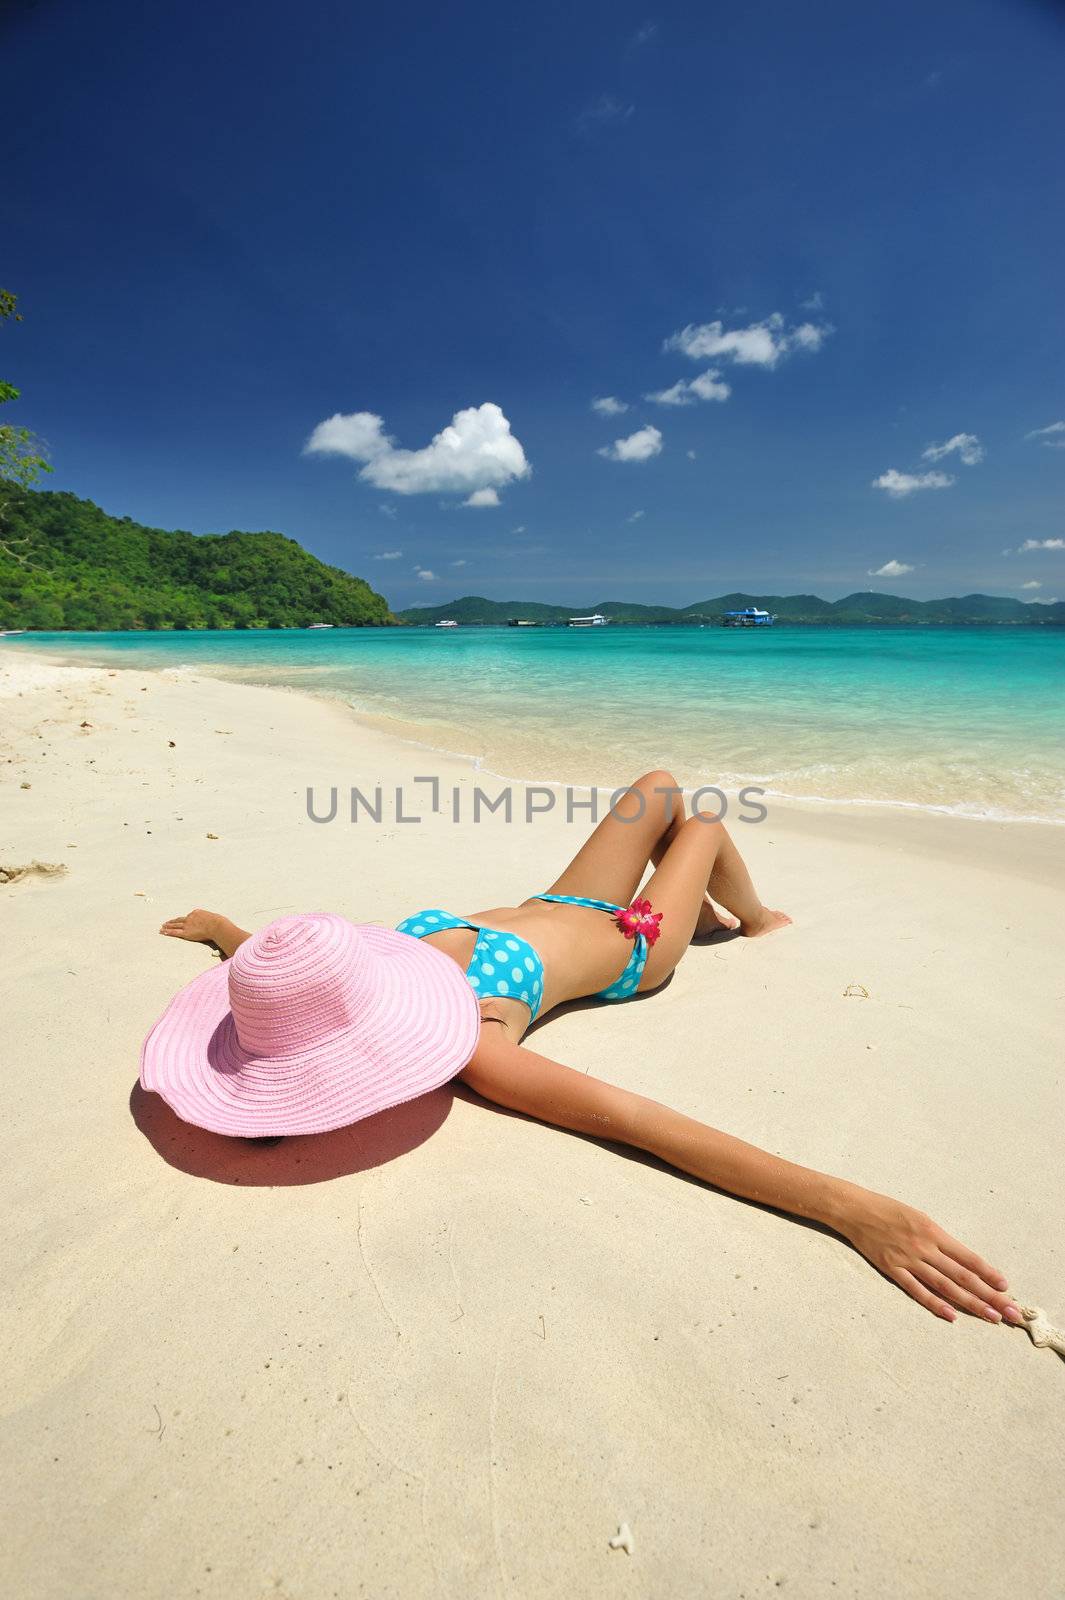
[148, 768, 1021, 1330]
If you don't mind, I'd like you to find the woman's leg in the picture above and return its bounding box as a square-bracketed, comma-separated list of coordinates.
[637, 813, 791, 989]
[649, 816, 741, 937]
[541, 769, 686, 905]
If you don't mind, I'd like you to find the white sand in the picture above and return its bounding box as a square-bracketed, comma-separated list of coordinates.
[1, 650, 1062, 1600]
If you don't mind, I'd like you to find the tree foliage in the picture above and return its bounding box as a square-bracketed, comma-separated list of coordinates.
[0, 288, 52, 495]
[0, 486, 395, 630]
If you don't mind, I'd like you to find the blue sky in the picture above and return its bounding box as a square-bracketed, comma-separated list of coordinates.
[4, 0, 1064, 607]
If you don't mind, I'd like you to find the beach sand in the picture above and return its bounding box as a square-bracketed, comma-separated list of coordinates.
[1, 651, 1062, 1600]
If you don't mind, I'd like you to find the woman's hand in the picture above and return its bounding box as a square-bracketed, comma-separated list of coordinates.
[160, 909, 252, 957]
[160, 908, 222, 945]
[840, 1190, 1023, 1325]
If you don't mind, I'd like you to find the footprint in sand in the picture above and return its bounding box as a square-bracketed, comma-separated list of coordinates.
[0, 860, 68, 886]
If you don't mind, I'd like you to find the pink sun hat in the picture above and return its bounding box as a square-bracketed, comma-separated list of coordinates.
[140, 912, 481, 1136]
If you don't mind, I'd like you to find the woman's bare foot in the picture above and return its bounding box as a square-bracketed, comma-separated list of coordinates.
[739, 907, 793, 938]
[694, 894, 741, 938]
[160, 908, 223, 946]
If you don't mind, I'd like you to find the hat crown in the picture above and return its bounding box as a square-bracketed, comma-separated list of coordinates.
[228, 913, 369, 1056]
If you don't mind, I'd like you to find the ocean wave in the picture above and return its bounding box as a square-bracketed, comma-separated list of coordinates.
[331, 696, 1065, 825]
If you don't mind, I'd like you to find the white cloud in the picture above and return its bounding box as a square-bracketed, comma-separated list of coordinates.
[451, 558, 467, 567]
[646, 368, 731, 406]
[305, 402, 530, 497]
[627, 509, 645, 522]
[1018, 537, 1065, 551]
[664, 312, 832, 369]
[598, 425, 663, 463]
[414, 567, 437, 581]
[512, 525, 526, 534]
[645, 381, 690, 407]
[464, 487, 500, 507]
[1020, 580, 1042, 589]
[577, 95, 635, 133]
[682, 368, 732, 403]
[686, 449, 697, 460]
[801, 291, 825, 311]
[631, 20, 657, 45]
[922, 432, 984, 466]
[789, 322, 828, 352]
[1030, 596, 1060, 604]
[306, 412, 390, 460]
[1025, 421, 1065, 448]
[868, 559, 915, 577]
[872, 468, 955, 497]
[373, 549, 403, 560]
[379, 503, 397, 519]
[591, 395, 628, 416]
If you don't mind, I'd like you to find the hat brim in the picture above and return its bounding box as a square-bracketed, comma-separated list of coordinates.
[140, 924, 481, 1136]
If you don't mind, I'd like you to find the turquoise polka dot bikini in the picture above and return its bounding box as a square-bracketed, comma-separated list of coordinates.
[394, 893, 653, 1021]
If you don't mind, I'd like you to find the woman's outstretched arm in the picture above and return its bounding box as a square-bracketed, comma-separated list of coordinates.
[159, 908, 251, 957]
[459, 1028, 1023, 1328]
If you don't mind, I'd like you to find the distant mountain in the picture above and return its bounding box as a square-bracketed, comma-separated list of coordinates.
[397, 591, 1065, 626]
[828, 591, 924, 620]
[682, 592, 837, 620]
[393, 595, 570, 625]
[828, 592, 1059, 623]
[393, 595, 683, 624]
[0, 488, 394, 630]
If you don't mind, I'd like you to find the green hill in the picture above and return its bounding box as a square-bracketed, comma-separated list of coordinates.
[398, 591, 1065, 626]
[0, 487, 394, 630]
[393, 595, 570, 625]
[593, 599, 689, 622]
[391, 595, 684, 625]
[828, 591, 925, 620]
[828, 592, 1046, 623]
[911, 593, 1039, 623]
[682, 592, 837, 620]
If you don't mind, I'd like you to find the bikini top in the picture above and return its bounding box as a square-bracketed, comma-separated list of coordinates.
[394, 893, 649, 1022]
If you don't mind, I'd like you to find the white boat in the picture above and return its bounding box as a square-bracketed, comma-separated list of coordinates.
[435, 618, 459, 628]
[567, 613, 607, 627]
[722, 607, 776, 628]
[307, 622, 335, 629]
[1, 628, 26, 636]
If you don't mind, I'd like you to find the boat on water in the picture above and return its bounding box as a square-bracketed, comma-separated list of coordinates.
[0, 629, 26, 637]
[435, 618, 459, 628]
[722, 607, 776, 628]
[568, 613, 607, 628]
[507, 618, 539, 627]
[307, 622, 335, 629]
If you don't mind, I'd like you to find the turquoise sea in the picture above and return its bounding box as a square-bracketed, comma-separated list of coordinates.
[7, 626, 1065, 823]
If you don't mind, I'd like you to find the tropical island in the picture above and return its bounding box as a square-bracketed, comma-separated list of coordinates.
[0, 488, 393, 630]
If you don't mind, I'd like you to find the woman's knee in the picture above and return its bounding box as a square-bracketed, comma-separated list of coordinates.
[683, 808, 726, 834]
[629, 769, 682, 822]
[630, 766, 677, 791]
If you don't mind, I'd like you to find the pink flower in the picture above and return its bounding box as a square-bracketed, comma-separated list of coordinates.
[615, 898, 664, 946]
